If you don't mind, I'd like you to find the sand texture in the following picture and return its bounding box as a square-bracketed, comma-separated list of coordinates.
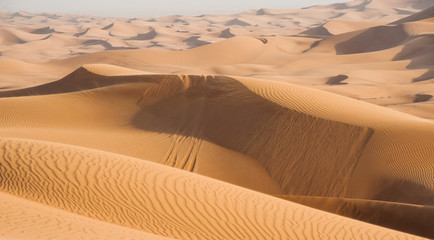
[0, 0, 433, 239]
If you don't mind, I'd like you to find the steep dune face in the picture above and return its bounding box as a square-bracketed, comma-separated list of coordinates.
[131, 75, 373, 196]
[0, 137, 422, 239]
[240, 77, 434, 204]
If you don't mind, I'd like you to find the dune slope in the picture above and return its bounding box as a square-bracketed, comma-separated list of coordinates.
[0, 137, 422, 239]
[0, 192, 172, 240]
[0, 68, 432, 203]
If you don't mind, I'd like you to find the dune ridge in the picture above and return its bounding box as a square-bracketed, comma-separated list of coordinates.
[0, 69, 432, 202]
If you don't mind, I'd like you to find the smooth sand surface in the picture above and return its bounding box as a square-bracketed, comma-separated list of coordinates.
[0, 0, 433, 239]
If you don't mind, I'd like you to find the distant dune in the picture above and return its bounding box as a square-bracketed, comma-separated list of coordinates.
[0, 0, 433, 239]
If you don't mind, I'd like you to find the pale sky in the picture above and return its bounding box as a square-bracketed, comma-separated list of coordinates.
[0, 0, 350, 17]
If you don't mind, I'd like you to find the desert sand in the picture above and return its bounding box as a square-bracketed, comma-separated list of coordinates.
[0, 0, 433, 239]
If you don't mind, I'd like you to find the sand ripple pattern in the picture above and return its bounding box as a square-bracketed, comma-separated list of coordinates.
[0, 192, 171, 240]
[0, 137, 420, 239]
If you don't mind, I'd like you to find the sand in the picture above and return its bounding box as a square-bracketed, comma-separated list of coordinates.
[0, 0, 433, 239]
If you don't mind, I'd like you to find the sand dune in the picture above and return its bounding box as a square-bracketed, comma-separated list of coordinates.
[0, 68, 432, 201]
[0, 29, 27, 45]
[1, 0, 432, 61]
[0, 137, 423, 239]
[0, 0, 433, 239]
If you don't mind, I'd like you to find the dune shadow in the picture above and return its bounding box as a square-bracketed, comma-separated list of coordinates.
[414, 94, 433, 103]
[131, 75, 374, 197]
[278, 194, 434, 239]
[300, 25, 333, 38]
[335, 25, 410, 54]
[101, 23, 113, 30]
[126, 29, 157, 41]
[412, 69, 434, 82]
[219, 28, 235, 38]
[326, 74, 349, 85]
[74, 28, 89, 38]
[224, 18, 251, 27]
[183, 36, 210, 48]
[174, 18, 189, 26]
[31, 26, 55, 34]
[12, 12, 33, 19]
[302, 40, 321, 53]
[392, 34, 434, 82]
[373, 179, 434, 205]
[82, 40, 137, 51]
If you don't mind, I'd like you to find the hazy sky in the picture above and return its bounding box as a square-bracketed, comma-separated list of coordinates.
[0, 0, 350, 17]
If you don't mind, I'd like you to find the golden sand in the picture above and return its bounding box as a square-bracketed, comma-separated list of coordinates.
[0, 1, 433, 239]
